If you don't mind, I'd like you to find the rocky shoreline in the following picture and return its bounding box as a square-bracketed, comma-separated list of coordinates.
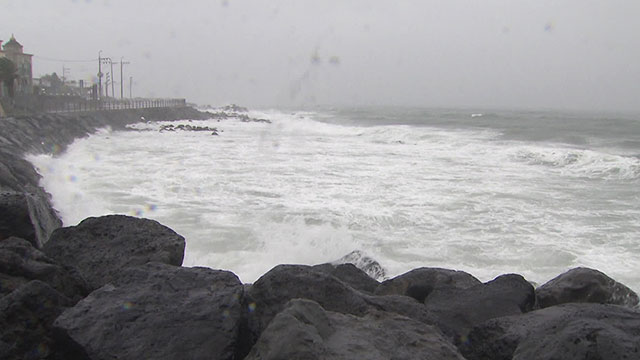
[1, 108, 640, 359]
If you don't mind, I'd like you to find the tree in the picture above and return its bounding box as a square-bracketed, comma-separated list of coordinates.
[0, 57, 19, 98]
[40, 73, 65, 95]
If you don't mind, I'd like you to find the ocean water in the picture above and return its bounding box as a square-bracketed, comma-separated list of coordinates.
[27, 107, 640, 291]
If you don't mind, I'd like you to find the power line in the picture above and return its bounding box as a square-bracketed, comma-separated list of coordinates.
[33, 55, 97, 63]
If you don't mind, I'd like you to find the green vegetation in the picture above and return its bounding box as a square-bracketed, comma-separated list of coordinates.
[0, 57, 19, 97]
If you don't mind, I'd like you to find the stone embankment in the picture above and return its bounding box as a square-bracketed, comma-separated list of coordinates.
[1, 107, 640, 359]
[2, 214, 639, 359]
[0, 107, 211, 248]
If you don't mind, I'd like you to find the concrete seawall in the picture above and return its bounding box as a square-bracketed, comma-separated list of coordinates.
[0, 106, 210, 248]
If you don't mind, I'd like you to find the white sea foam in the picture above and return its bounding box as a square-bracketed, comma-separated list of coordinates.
[510, 145, 640, 180]
[27, 109, 640, 292]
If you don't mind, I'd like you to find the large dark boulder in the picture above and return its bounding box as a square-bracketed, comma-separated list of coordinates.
[461, 303, 640, 360]
[43, 215, 185, 289]
[0, 191, 61, 249]
[54, 262, 245, 360]
[245, 299, 465, 360]
[0, 147, 61, 248]
[312, 262, 380, 294]
[424, 274, 536, 343]
[375, 267, 481, 302]
[0, 149, 42, 191]
[245, 264, 440, 347]
[0, 193, 34, 244]
[246, 264, 372, 338]
[536, 267, 639, 308]
[0, 280, 84, 360]
[0, 237, 88, 301]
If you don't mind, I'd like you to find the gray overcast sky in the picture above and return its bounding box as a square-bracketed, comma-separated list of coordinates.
[3, 0, 640, 111]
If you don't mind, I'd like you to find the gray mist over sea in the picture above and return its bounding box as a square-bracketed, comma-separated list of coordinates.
[5, 1, 640, 112]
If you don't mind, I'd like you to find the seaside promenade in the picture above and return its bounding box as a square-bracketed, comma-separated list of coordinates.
[0, 95, 186, 117]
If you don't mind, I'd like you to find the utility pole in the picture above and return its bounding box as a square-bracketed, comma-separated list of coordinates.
[119, 56, 130, 99]
[62, 65, 70, 85]
[97, 50, 103, 99]
[105, 72, 110, 97]
[110, 59, 115, 99]
[99, 54, 111, 99]
[129, 76, 133, 99]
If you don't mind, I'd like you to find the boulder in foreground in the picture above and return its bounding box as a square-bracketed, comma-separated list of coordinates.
[0, 191, 61, 249]
[43, 215, 185, 289]
[245, 299, 465, 360]
[245, 264, 440, 346]
[375, 267, 481, 302]
[312, 262, 380, 294]
[461, 303, 640, 360]
[424, 274, 535, 342]
[0, 237, 88, 301]
[54, 262, 245, 360]
[536, 267, 639, 308]
[0, 280, 83, 360]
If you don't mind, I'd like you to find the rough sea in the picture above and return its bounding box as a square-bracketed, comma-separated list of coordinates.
[27, 107, 640, 291]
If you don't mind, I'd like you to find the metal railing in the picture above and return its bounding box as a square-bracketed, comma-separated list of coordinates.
[1, 95, 187, 116]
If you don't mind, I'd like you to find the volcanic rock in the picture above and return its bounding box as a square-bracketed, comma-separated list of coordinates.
[246, 264, 372, 338]
[245, 299, 465, 360]
[0, 191, 61, 249]
[221, 104, 249, 112]
[312, 262, 380, 294]
[245, 264, 440, 345]
[332, 250, 387, 281]
[424, 274, 535, 342]
[375, 267, 481, 302]
[54, 262, 245, 360]
[536, 267, 639, 308]
[0, 237, 88, 300]
[43, 215, 185, 290]
[461, 303, 640, 360]
[0, 280, 81, 360]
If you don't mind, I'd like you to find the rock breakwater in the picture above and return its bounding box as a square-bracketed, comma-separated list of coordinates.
[1, 214, 639, 359]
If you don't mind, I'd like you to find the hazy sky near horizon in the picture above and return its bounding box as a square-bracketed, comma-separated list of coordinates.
[3, 0, 640, 111]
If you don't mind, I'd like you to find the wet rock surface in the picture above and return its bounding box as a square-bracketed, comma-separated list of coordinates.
[0, 280, 80, 360]
[54, 263, 245, 360]
[245, 298, 466, 360]
[0, 215, 638, 360]
[461, 303, 640, 360]
[245, 264, 373, 340]
[312, 262, 380, 294]
[375, 267, 481, 301]
[332, 249, 387, 281]
[159, 123, 219, 134]
[424, 274, 536, 342]
[536, 267, 639, 308]
[0, 237, 88, 301]
[43, 215, 185, 290]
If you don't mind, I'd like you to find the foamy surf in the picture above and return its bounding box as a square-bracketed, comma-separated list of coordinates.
[27, 107, 640, 292]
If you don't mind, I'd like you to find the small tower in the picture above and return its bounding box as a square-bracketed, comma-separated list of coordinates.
[3, 34, 24, 53]
[1, 34, 33, 95]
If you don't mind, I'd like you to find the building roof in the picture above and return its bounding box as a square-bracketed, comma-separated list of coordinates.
[3, 35, 23, 50]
